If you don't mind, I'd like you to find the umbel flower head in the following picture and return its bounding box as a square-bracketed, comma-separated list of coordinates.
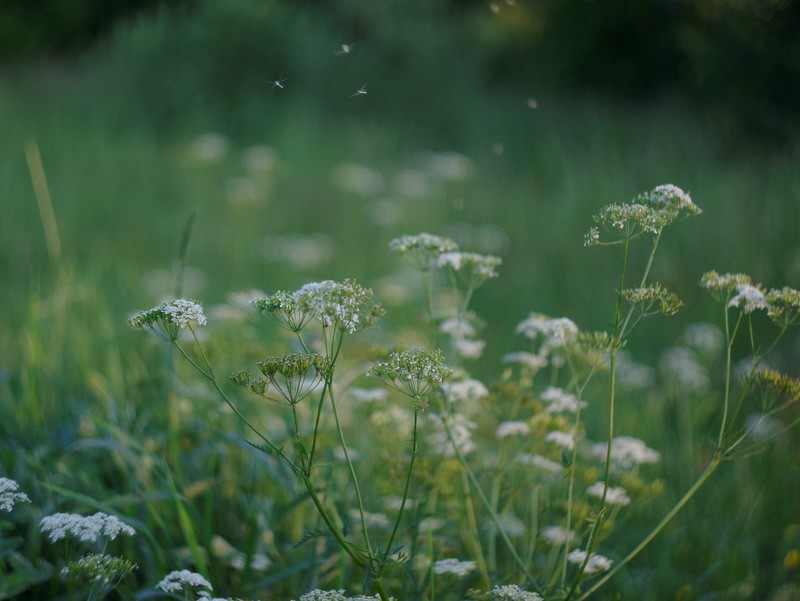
[62, 553, 137, 586]
[389, 232, 459, 271]
[700, 271, 753, 299]
[232, 353, 328, 405]
[254, 279, 384, 335]
[766, 286, 800, 328]
[436, 251, 502, 287]
[0, 477, 30, 512]
[156, 569, 212, 594]
[128, 299, 206, 341]
[40, 512, 136, 543]
[623, 283, 683, 317]
[370, 348, 452, 409]
[586, 184, 700, 244]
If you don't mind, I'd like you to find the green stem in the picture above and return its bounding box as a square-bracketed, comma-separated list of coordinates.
[381, 410, 419, 564]
[328, 378, 375, 567]
[442, 416, 540, 588]
[574, 454, 721, 601]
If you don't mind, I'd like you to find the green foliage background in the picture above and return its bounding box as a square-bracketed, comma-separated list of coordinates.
[1, 1, 800, 599]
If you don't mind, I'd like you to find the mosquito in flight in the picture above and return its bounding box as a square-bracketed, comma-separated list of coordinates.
[336, 43, 353, 55]
[269, 77, 286, 90]
[351, 84, 368, 97]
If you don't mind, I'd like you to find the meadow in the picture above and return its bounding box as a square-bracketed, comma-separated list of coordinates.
[2, 3, 800, 600]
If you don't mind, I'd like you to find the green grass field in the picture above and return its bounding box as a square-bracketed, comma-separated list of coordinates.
[2, 5, 800, 600]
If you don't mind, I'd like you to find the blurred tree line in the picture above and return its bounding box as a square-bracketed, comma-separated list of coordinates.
[1, 0, 797, 138]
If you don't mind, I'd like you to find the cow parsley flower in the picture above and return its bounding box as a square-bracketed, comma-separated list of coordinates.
[587, 482, 631, 506]
[234, 353, 327, 405]
[728, 283, 768, 314]
[432, 558, 476, 577]
[516, 314, 579, 351]
[766, 286, 800, 327]
[371, 349, 451, 409]
[128, 299, 206, 341]
[502, 351, 548, 370]
[156, 569, 212, 594]
[623, 283, 683, 317]
[255, 280, 383, 336]
[0, 478, 30, 512]
[516, 454, 563, 474]
[62, 553, 137, 586]
[545, 430, 576, 451]
[442, 378, 489, 403]
[40, 512, 136, 543]
[491, 584, 543, 601]
[428, 412, 477, 456]
[700, 271, 752, 298]
[539, 525, 576, 545]
[389, 233, 459, 271]
[496, 420, 531, 439]
[540, 386, 587, 414]
[568, 549, 613, 574]
[590, 436, 660, 468]
[437, 252, 502, 287]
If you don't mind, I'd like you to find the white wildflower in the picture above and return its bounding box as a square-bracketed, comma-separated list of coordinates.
[40, 512, 136, 543]
[646, 184, 697, 213]
[428, 413, 477, 457]
[544, 430, 576, 451]
[433, 557, 476, 577]
[156, 570, 212, 594]
[437, 251, 501, 280]
[586, 482, 631, 506]
[128, 299, 207, 341]
[0, 478, 30, 512]
[347, 509, 391, 530]
[516, 313, 578, 350]
[590, 435, 660, 468]
[502, 351, 548, 370]
[540, 386, 587, 414]
[443, 378, 489, 403]
[516, 454, 563, 474]
[728, 283, 768, 314]
[496, 421, 531, 439]
[540, 525, 576, 546]
[495, 513, 527, 538]
[491, 584, 543, 601]
[567, 549, 613, 574]
[454, 338, 486, 359]
[439, 317, 476, 338]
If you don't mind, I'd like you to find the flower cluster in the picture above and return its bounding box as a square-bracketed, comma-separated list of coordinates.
[233, 354, 327, 404]
[40, 512, 136, 543]
[432, 557, 477, 576]
[700, 271, 753, 296]
[587, 184, 700, 244]
[128, 299, 207, 340]
[755, 368, 800, 402]
[437, 251, 502, 283]
[62, 553, 137, 585]
[590, 436, 661, 468]
[295, 591, 387, 601]
[255, 279, 384, 335]
[496, 420, 531, 439]
[623, 283, 683, 317]
[370, 349, 451, 408]
[586, 482, 631, 506]
[388, 233, 459, 270]
[728, 283, 768, 314]
[540, 386, 587, 414]
[567, 549, 613, 575]
[156, 569, 213, 594]
[516, 313, 579, 354]
[766, 286, 800, 327]
[490, 584, 543, 601]
[0, 477, 30, 512]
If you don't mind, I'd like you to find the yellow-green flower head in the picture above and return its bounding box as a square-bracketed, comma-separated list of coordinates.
[62, 553, 137, 585]
[766, 286, 800, 327]
[370, 349, 451, 407]
[128, 299, 207, 341]
[254, 279, 384, 334]
[700, 271, 752, 295]
[587, 184, 700, 244]
[623, 283, 683, 316]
